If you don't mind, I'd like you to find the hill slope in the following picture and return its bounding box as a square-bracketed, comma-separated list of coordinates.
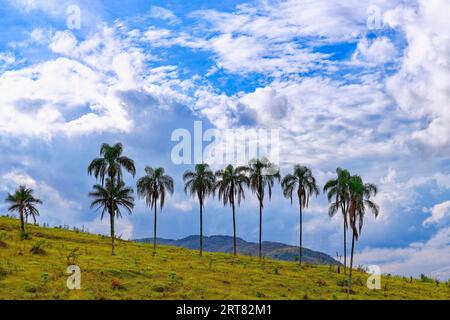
[135, 235, 339, 265]
[0, 217, 448, 300]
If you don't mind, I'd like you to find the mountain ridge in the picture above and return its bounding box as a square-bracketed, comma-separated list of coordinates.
[134, 235, 340, 265]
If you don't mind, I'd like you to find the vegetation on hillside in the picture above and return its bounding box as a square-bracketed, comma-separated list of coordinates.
[0, 217, 448, 300]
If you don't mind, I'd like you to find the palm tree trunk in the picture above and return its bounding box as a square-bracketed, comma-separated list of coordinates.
[259, 200, 262, 260]
[299, 204, 303, 265]
[153, 205, 157, 253]
[347, 231, 356, 297]
[19, 207, 25, 232]
[110, 212, 115, 256]
[342, 204, 347, 275]
[232, 201, 237, 256]
[199, 198, 203, 257]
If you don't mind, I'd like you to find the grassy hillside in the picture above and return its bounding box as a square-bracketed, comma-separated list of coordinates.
[0, 217, 448, 300]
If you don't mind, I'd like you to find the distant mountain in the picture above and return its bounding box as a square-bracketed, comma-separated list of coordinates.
[134, 235, 340, 265]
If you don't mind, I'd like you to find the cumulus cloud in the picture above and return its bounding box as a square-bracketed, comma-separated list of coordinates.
[353, 37, 397, 64]
[356, 227, 450, 280]
[385, 0, 450, 150]
[424, 201, 450, 226]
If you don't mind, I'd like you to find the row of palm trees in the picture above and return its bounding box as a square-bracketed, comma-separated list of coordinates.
[5, 142, 380, 292]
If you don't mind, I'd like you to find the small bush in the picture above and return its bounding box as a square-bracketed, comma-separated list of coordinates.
[152, 285, 165, 293]
[111, 278, 125, 290]
[0, 268, 7, 280]
[316, 279, 327, 287]
[168, 272, 177, 280]
[20, 231, 32, 240]
[272, 266, 280, 275]
[66, 247, 81, 265]
[420, 274, 433, 283]
[30, 240, 46, 255]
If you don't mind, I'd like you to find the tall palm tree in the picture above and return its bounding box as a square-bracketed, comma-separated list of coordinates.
[323, 168, 351, 274]
[6, 186, 42, 232]
[137, 166, 174, 253]
[183, 164, 215, 257]
[88, 142, 136, 185]
[281, 165, 319, 265]
[215, 164, 249, 256]
[247, 158, 280, 259]
[89, 179, 134, 255]
[347, 175, 379, 294]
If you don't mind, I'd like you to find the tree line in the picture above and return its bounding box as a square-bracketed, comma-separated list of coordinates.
[5, 142, 379, 293]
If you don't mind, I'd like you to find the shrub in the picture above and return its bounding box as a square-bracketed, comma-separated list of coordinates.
[20, 231, 32, 240]
[111, 278, 125, 290]
[30, 240, 46, 255]
[272, 266, 280, 275]
[316, 279, 327, 287]
[66, 247, 81, 265]
[168, 272, 177, 281]
[0, 231, 7, 248]
[0, 268, 7, 280]
[420, 274, 433, 283]
[152, 285, 165, 293]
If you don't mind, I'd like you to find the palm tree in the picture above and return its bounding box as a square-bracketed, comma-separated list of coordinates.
[6, 186, 42, 232]
[323, 168, 351, 274]
[88, 142, 136, 185]
[247, 158, 280, 259]
[183, 164, 215, 257]
[89, 179, 134, 255]
[137, 166, 174, 253]
[347, 175, 379, 295]
[281, 165, 319, 265]
[215, 164, 249, 256]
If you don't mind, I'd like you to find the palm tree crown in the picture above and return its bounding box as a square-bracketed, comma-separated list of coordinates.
[137, 167, 174, 210]
[6, 185, 42, 232]
[281, 165, 319, 207]
[183, 164, 216, 205]
[89, 179, 134, 220]
[215, 165, 249, 207]
[88, 142, 136, 185]
[348, 175, 379, 239]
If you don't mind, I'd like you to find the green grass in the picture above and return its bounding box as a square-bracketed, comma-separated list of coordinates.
[0, 217, 448, 300]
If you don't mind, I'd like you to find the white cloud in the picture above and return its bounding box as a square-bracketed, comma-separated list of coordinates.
[49, 30, 78, 55]
[385, 0, 450, 149]
[353, 37, 397, 64]
[424, 201, 450, 226]
[82, 216, 134, 240]
[149, 6, 180, 25]
[356, 227, 450, 280]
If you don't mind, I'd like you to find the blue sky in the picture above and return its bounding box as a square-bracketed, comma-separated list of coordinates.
[0, 0, 449, 280]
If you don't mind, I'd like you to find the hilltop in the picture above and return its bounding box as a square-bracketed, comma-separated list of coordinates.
[135, 235, 339, 265]
[0, 217, 448, 300]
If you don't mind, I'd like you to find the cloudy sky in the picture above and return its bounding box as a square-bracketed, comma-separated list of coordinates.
[0, 0, 449, 280]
